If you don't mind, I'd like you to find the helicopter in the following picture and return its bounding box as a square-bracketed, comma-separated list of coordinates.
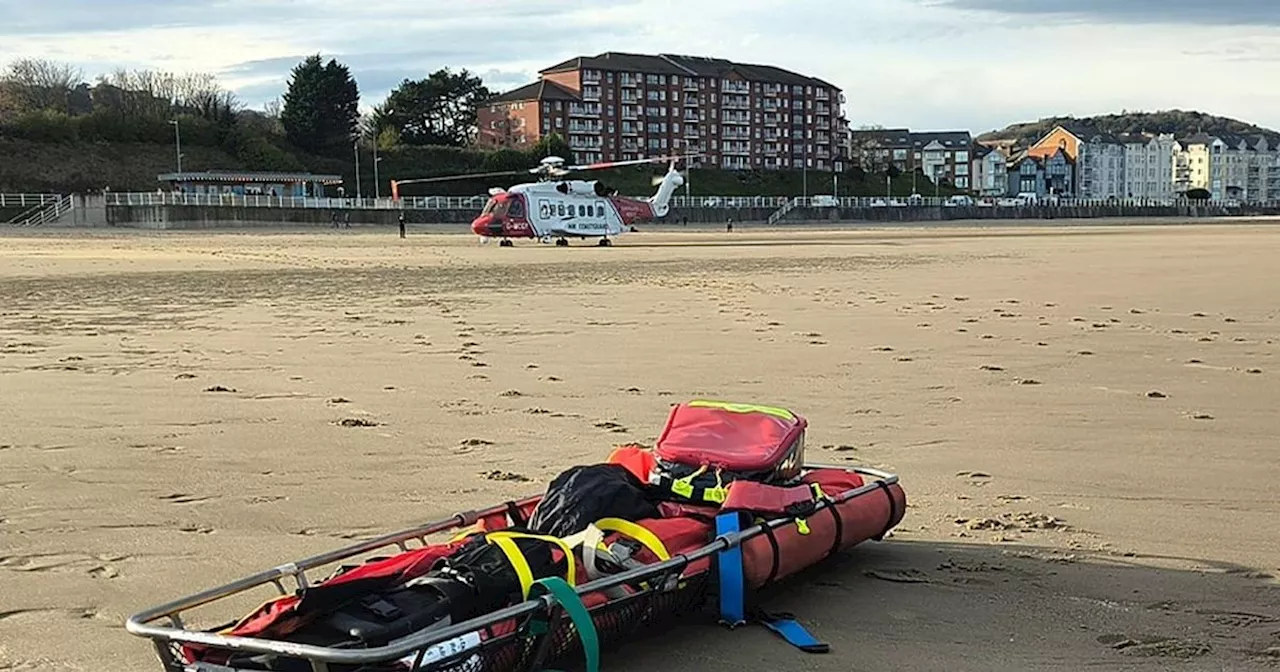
[389, 154, 691, 247]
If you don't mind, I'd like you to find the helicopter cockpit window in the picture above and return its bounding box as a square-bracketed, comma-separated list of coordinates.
[507, 198, 525, 219]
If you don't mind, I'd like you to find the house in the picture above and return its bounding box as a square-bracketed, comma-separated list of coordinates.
[1007, 151, 1044, 196]
[847, 128, 973, 189]
[970, 144, 1008, 196]
[1027, 124, 1086, 196]
[1007, 147, 1074, 198]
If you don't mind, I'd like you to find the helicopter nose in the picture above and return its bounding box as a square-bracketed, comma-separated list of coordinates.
[471, 215, 491, 236]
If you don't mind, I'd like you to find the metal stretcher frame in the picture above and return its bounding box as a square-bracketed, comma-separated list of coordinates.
[124, 463, 900, 672]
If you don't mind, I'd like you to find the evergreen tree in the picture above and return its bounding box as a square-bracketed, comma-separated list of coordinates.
[530, 132, 573, 163]
[280, 55, 360, 155]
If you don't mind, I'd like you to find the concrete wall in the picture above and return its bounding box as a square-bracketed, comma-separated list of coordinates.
[93, 201, 1280, 230]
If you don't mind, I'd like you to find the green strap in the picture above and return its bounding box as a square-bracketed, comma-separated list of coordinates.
[530, 576, 600, 672]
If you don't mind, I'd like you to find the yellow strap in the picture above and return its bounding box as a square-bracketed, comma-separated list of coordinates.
[487, 536, 536, 600]
[486, 531, 578, 589]
[687, 399, 795, 421]
[593, 518, 671, 561]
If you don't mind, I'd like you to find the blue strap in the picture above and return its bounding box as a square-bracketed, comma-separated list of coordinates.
[715, 512, 829, 654]
[715, 512, 747, 627]
[758, 612, 831, 654]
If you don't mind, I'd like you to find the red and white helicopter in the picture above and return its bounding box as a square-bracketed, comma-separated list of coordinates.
[390, 154, 689, 247]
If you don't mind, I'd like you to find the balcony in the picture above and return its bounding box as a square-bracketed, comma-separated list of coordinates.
[568, 103, 600, 117]
[721, 81, 750, 94]
[582, 86, 601, 101]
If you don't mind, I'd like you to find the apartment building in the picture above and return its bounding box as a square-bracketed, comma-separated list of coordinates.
[1123, 133, 1177, 201]
[969, 144, 1008, 197]
[1076, 132, 1126, 199]
[847, 128, 974, 188]
[476, 51, 846, 172]
[1179, 133, 1280, 202]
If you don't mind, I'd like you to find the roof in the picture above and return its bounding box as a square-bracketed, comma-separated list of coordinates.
[485, 79, 580, 105]
[539, 51, 839, 90]
[847, 129, 973, 150]
[157, 171, 343, 184]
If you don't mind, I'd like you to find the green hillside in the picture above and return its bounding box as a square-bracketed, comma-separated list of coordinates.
[978, 109, 1280, 147]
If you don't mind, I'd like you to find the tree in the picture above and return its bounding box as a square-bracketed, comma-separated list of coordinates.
[2, 58, 84, 113]
[378, 68, 489, 147]
[530, 132, 572, 163]
[280, 55, 360, 154]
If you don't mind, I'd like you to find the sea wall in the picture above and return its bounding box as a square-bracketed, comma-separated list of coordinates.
[91, 202, 1280, 229]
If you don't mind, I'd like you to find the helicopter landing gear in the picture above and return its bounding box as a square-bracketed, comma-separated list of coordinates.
[597, 237, 612, 247]
[499, 239, 514, 248]
[555, 238, 569, 247]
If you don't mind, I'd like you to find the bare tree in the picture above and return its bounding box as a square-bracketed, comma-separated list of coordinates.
[1, 58, 84, 112]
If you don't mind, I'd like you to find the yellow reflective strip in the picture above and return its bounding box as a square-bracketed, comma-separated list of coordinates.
[485, 531, 577, 586]
[687, 399, 795, 421]
[487, 536, 535, 600]
[796, 518, 811, 535]
[593, 518, 671, 561]
[703, 486, 727, 504]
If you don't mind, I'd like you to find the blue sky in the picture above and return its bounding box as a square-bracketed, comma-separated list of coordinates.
[3, 0, 1279, 134]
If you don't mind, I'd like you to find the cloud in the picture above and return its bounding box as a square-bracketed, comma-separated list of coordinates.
[918, 0, 1280, 27]
[3, 0, 1280, 133]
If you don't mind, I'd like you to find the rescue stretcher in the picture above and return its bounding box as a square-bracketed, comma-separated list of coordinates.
[124, 461, 902, 672]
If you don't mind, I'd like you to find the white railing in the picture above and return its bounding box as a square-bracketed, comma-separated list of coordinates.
[6, 194, 74, 226]
[767, 197, 803, 225]
[95, 192, 1280, 212]
[1, 193, 62, 210]
[105, 192, 489, 210]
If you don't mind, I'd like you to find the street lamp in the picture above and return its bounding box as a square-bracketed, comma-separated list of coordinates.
[168, 119, 183, 174]
[353, 141, 362, 199]
[373, 142, 383, 200]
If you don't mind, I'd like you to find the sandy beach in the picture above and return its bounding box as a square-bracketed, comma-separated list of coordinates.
[2, 223, 1278, 671]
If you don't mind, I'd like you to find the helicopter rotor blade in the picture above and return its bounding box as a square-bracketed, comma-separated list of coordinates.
[392, 169, 533, 186]
[563, 154, 694, 172]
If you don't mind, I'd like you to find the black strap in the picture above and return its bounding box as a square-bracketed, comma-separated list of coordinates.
[871, 482, 898, 541]
[504, 500, 527, 528]
[824, 498, 844, 559]
[761, 524, 781, 585]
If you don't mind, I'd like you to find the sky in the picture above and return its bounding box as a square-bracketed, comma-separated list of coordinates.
[2, 0, 1280, 134]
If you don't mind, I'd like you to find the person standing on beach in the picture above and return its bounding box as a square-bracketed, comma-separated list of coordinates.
[398, 213, 406, 239]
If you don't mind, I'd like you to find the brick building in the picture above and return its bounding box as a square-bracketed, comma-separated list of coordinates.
[476, 52, 846, 172]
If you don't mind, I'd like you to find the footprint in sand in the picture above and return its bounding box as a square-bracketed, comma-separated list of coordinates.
[979, 365, 1004, 372]
[1189, 413, 1215, 421]
[956, 471, 993, 486]
[1017, 378, 1042, 385]
[336, 418, 380, 428]
[499, 389, 523, 398]
[158, 493, 217, 505]
[1146, 390, 1168, 399]
[175, 373, 197, 380]
[203, 385, 237, 393]
[1245, 368, 1263, 375]
[594, 421, 628, 433]
[480, 470, 532, 483]
[872, 346, 894, 352]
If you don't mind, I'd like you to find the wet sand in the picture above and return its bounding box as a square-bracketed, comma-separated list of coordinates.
[1, 224, 1278, 671]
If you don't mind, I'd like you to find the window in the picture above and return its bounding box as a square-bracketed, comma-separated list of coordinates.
[557, 204, 565, 216]
[578, 205, 587, 217]
[596, 204, 605, 217]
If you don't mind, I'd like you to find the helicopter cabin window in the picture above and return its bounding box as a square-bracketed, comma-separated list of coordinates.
[578, 204, 587, 217]
[557, 203, 566, 217]
[596, 203, 605, 217]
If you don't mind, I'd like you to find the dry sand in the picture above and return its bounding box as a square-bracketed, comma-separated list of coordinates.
[1, 223, 1278, 671]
